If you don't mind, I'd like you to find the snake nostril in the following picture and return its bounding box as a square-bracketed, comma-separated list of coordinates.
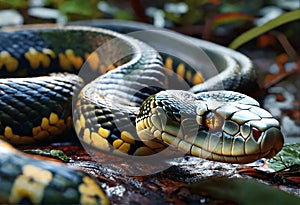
[252, 127, 262, 142]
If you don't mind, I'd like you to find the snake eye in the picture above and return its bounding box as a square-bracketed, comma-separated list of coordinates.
[252, 127, 262, 141]
[203, 111, 224, 131]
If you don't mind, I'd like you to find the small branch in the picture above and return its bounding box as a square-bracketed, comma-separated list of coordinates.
[271, 31, 299, 61]
[262, 31, 300, 89]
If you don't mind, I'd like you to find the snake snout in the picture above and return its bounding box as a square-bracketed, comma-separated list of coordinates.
[260, 127, 284, 158]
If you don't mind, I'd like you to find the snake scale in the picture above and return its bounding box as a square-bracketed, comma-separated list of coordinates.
[0, 21, 284, 204]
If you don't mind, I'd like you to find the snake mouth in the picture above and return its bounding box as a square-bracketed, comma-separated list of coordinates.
[185, 126, 284, 164]
[259, 127, 284, 159]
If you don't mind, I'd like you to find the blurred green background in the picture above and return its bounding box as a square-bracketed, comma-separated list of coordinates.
[0, 0, 299, 45]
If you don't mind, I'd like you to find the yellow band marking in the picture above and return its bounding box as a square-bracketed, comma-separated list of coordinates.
[80, 115, 86, 129]
[30, 113, 68, 141]
[32, 126, 41, 136]
[1, 133, 35, 145]
[86, 52, 100, 71]
[59, 49, 83, 71]
[120, 131, 135, 144]
[91, 132, 110, 151]
[75, 120, 82, 136]
[49, 112, 59, 125]
[185, 70, 192, 82]
[83, 128, 91, 144]
[4, 126, 14, 139]
[42, 48, 56, 58]
[65, 49, 83, 70]
[164, 57, 173, 70]
[176, 63, 185, 78]
[0, 51, 18, 72]
[9, 165, 52, 204]
[100, 65, 106, 74]
[79, 176, 109, 205]
[58, 53, 72, 70]
[25, 47, 52, 69]
[136, 121, 145, 130]
[84, 53, 90, 59]
[193, 73, 204, 85]
[41, 118, 49, 130]
[118, 142, 130, 153]
[98, 127, 110, 138]
[112, 139, 123, 149]
[107, 65, 115, 71]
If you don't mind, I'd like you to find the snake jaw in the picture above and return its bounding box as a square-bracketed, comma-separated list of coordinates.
[259, 127, 284, 159]
[136, 90, 285, 164]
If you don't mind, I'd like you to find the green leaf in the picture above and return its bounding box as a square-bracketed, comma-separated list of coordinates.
[163, 0, 206, 25]
[114, 10, 134, 20]
[268, 143, 300, 171]
[229, 9, 300, 49]
[58, 0, 101, 17]
[0, 0, 28, 9]
[23, 149, 69, 162]
[185, 177, 300, 205]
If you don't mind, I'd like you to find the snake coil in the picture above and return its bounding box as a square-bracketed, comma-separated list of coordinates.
[0, 23, 284, 204]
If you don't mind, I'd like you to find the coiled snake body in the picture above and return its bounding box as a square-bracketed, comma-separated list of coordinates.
[0, 24, 284, 204]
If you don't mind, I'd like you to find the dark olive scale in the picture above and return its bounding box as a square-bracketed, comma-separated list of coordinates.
[95, 116, 107, 124]
[133, 90, 155, 102]
[81, 100, 115, 130]
[98, 121, 115, 131]
[159, 54, 201, 88]
[0, 31, 51, 76]
[102, 107, 116, 115]
[197, 91, 245, 102]
[117, 117, 136, 126]
[127, 142, 147, 155]
[163, 104, 176, 112]
[0, 29, 114, 78]
[173, 112, 181, 121]
[0, 147, 105, 204]
[106, 133, 120, 145]
[38, 29, 108, 58]
[128, 115, 136, 124]
[76, 94, 142, 153]
[94, 109, 104, 116]
[104, 114, 114, 122]
[137, 95, 155, 118]
[0, 77, 77, 136]
[0, 83, 14, 93]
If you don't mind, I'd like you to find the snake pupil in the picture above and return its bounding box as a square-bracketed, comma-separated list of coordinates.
[204, 111, 223, 131]
[252, 127, 262, 141]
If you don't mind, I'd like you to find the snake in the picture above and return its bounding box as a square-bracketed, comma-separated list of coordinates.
[0, 22, 284, 204]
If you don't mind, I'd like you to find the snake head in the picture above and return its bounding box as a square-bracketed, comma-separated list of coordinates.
[194, 91, 284, 163]
[136, 90, 284, 164]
